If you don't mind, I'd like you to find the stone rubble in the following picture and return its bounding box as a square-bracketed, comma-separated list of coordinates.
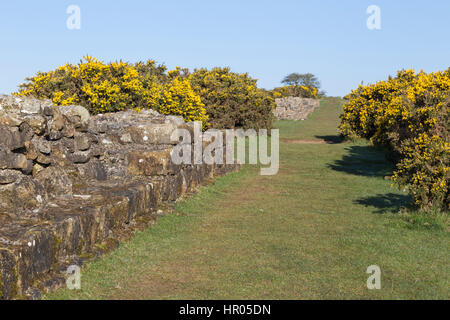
[0, 95, 239, 299]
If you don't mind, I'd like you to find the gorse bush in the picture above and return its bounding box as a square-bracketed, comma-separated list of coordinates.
[189, 67, 275, 130]
[15, 57, 275, 130]
[340, 69, 450, 211]
[158, 77, 207, 123]
[269, 85, 318, 99]
[269, 72, 323, 99]
[15, 56, 208, 124]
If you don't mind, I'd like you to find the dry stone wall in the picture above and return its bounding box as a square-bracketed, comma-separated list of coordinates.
[0, 95, 239, 299]
[274, 97, 320, 120]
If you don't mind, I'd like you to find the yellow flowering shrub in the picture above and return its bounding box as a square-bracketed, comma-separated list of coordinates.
[189, 67, 275, 130]
[158, 78, 208, 125]
[340, 69, 450, 211]
[14, 56, 207, 123]
[269, 85, 318, 99]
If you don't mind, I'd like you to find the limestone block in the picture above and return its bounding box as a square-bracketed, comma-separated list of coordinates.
[127, 148, 178, 176]
[125, 123, 179, 145]
[0, 126, 25, 151]
[0, 169, 22, 185]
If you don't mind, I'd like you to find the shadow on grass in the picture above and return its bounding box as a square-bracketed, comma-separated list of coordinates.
[315, 135, 345, 144]
[355, 193, 412, 214]
[329, 145, 413, 213]
[328, 145, 395, 177]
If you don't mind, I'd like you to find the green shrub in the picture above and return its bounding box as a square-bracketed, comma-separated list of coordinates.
[269, 85, 318, 99]
[189, 67, 275, 130]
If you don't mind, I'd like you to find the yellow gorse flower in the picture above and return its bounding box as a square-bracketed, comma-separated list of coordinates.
[340, 69, 450, 210]
[14, 56, 208, 123]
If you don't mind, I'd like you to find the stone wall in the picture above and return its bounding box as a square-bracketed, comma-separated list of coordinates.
[273, 97, 320, 120]
[0, 95, 239, 299]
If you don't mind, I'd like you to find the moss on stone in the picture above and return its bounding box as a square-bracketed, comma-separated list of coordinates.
[52, 236, 62, 264]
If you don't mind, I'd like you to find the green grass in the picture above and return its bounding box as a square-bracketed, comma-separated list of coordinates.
[46, 98, 449, 300]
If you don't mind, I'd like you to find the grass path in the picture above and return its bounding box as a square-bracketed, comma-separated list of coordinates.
[47, 98, 449, 300]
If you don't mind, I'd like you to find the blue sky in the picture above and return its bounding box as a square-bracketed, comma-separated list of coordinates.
[0, 0, 449, 96]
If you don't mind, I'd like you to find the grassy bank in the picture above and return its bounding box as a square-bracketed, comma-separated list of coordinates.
[47, 98, 449, 300]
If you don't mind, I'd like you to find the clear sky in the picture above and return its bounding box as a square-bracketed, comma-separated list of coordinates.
[0, 0, 449, 96]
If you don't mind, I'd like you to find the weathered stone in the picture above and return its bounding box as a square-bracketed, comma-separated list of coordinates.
[64, 114, 81, 125]
[0, 170, 22, 185]
[50, 143, 74, 168]
[18, 97, 42, 114]
[0, 249, 17, 300]
[24, 141, 39, 160]
[48, 130, 63, 141]
[74, 135, 91, 151]
[86, 132, 99, 144]
[35, 166, 73, 196]
[127, 149, 178, 176]
[7, 153, 28, 170]
[22, 160, 34, 175]
[0, 126, 25, 151]
[0, 95, 240, 300]
[18, 122, 35, 142]
[36, 154, 51, 165]
[165, 115, 185, 126]
[32, 137, 51, 155]
[92, 121, 108, 134]
[52, 117, 65, 132]
[24, 115, 46, 135]
[60, 105, 90, 127]
[125, 123, 179, 145]
[89, 146, 103, 158]
[0, 151, 7, 169]
[60, 137, 75, 153]
[0, 112, 22, 127]
[61, 123, 75, 138]
[42, 106, 54, 116]
[51, 109, 65, 132]
[78, 159, 107, 181]
[25, 287, 42, 300]
[274, 97, 320, 120]
[0, 176, 47, 212]
[32, 163, 44, 176]
[120, 133, 132, 144]
[68, 151, 91, 164]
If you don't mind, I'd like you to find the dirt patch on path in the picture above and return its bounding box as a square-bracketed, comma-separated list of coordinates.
[281, 139, 329, 145]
